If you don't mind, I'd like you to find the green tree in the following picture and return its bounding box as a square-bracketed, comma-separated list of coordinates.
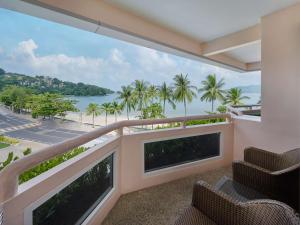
[110, 101, 122, 122]
[138, 103, 164, 129]
[31, 93, 69, 119]
[117, 85, 135, 120]
[148, 103, 164, 119]
[224, 88, 249, 106]
[100, 102, 112, 126]
[0, 86, 32, 112]
[159, 82, 175, 115]
[217, 105, 227, 113]
[146, 85, 158, 105]
[86, 103, 101, 128]
[0, 68, 5, 75]
[199, 74, 226, 112]
[132, 80, 148, 110]
[35, 93, 56, 119]
[57, 99, 79, 120]
[173, 74, 197, 116]
[149, 103, 164, 129]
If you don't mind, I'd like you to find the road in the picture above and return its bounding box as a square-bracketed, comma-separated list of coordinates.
[6, 125, 86, 145]
[0, 110, 86, 145]
[0, 113, 34, 129]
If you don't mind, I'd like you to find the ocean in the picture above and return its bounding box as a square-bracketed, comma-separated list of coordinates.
[70, 92, 260, 117]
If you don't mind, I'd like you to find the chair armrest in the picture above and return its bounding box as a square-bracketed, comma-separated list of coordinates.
[192, 181, 238, 225]
[232, 161, 274, 196]
[272, 163, 300, 175]
[244, 147, 280, 171]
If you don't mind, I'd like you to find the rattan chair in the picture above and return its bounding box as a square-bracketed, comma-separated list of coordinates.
[233, 147, 300, 211]
[174, 181, 300, 225]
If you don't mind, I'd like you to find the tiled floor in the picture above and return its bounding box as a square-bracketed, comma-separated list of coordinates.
[103, 166, 232, 225]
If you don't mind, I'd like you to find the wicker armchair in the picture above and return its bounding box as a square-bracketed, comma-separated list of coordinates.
[174, 181, 300, 225]
[233, 147, 300, 211]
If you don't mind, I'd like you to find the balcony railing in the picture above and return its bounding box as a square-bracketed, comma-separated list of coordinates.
[228, 105, 261, 116]
[0, 113, 232, 225]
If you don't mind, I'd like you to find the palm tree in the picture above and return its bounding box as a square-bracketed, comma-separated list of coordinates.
[146, 85, 158, 105]
[159, 82, 176, 115]
[224, 88, 250, 106]
[110, 101, 122, 122]
[86, 103, 101, 128]
[132, 80, 148, 110]
[100, 102, 112, 126]
[199, 74, 226, 112]
[173, 74, 197, 116]
[117, 85, 134, 120]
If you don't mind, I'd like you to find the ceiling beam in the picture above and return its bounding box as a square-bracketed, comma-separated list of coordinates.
[16, 0, 203, 56]
[246, 61, 261, 71]
[1, 0, 261, 72]
[208, 54, 248, 71]
[201, 24, 261, 57]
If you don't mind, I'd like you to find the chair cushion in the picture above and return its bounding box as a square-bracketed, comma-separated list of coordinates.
[174, 206, 216, 225]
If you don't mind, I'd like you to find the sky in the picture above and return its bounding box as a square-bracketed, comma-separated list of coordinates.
[0, 8, 261, 91]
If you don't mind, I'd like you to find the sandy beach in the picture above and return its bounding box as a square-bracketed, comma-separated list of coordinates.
[65, 112, 134, 127]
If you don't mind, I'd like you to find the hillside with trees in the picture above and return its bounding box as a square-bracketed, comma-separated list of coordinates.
[0, 86, 79, 119]
[0, 68, 114, 96]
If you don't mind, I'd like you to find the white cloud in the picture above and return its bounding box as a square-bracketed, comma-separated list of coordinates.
[110, 48, 125, 65]
[0, 40, 128, 89]
[0, 39, 261, 91]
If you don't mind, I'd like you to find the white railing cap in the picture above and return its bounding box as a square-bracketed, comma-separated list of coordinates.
[0, 113, 231, 202]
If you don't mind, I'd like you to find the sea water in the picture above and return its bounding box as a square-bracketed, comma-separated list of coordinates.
[70, 92, 261, 117]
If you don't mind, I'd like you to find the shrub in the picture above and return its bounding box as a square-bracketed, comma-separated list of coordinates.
[0, 152, 14, 170]
[0, 135, 19, 145]
[0, 142, 10, 149]
[19, 147, 86, 184]
[23, 148, 32, 156]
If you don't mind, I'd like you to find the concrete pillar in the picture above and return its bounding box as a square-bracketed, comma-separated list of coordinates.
[261, 3, 300, 136]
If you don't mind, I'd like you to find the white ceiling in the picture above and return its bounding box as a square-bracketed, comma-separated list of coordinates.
[106, 0, 300, 42]
[227, 42, 261, 63]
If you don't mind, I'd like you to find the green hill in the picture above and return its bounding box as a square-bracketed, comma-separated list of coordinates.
[0, 68, 114, 96]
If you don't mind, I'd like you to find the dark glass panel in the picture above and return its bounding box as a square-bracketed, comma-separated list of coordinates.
[145, 133, 220, 172]
[33, 154, 114, 225]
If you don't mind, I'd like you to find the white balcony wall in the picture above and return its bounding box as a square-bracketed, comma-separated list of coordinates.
[233, 3, 300, 159]
[3, 138, 122, 225]
[2, 121, 233, 225]
[120, 123, 233, 194]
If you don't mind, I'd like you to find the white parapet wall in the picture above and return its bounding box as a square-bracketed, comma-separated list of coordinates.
[0, 114, 233, 225]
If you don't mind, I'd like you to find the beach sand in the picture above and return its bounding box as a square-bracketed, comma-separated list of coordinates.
[64, 112, 164, 132]
[65, 112, 134, 127]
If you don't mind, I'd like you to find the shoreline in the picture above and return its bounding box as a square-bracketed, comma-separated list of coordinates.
[65, 112, 134, 127]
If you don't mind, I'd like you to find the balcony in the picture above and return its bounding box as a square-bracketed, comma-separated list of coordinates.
[0, 111, 299, 225]
[102, 166, 232, 225]
[0, 114, 234, 225]
[0, 1, 300, 225]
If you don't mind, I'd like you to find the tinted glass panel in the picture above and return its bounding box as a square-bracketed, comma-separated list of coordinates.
[145, 133, 220, 172]
[33, 154, 114, 225]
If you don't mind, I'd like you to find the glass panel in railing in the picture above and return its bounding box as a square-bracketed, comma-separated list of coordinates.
[32, 153, 114, 225]
[144, 133, 220, 172]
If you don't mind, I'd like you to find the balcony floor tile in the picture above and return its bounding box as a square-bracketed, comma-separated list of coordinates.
[103, 166, 232, 225]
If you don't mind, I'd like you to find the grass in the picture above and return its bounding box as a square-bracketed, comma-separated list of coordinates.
[19, 146, 86, 184]
[0, 142, 10, 149]
[0, 135, 19, 145]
